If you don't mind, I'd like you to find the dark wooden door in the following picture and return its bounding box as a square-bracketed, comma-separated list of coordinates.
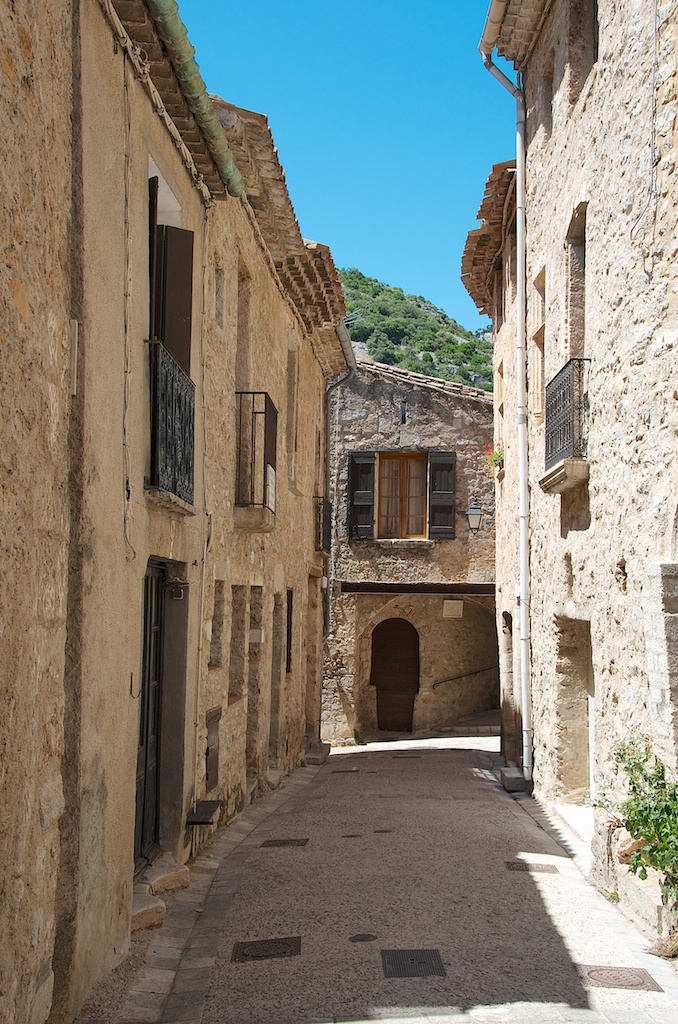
[370, 618, 419, 731]
[135, 564, 164, 869]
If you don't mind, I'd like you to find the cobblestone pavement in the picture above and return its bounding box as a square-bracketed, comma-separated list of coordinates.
[89, 738, 678, 1023]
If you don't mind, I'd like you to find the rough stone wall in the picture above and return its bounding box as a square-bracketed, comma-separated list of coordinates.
[0, 4, 73, 1022]
[322, 366, 497, 743]
[199, 194, 329, 807]
[492, 0, 678, 820]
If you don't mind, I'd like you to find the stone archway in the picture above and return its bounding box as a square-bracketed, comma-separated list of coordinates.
[369, 618, 420, 731]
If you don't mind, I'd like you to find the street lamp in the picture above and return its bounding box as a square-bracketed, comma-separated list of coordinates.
[466, 499, 484, 535]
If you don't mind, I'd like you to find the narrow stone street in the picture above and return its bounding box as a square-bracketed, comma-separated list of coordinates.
[85, 739, 678, 1024]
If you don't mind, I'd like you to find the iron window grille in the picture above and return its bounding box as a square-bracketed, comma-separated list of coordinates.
[235, 391, 277, 511]
[545, 358, 589, 470]
[148, 339, 195, 504]
[314, 496, 332, 554]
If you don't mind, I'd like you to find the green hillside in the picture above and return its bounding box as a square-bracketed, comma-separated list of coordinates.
[339, 268, 493, 391]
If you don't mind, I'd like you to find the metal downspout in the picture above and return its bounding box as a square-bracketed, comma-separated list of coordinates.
[145, 0, 244, 197]
[479, 20, 533, 782]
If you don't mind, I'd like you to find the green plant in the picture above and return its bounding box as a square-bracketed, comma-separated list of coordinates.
[605, 890, 620, 904]
[483, 440, 505, 477]
[614, 738, 678, 909]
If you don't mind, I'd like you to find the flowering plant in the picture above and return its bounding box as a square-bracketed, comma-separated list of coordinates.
[483, 440, 504, 477]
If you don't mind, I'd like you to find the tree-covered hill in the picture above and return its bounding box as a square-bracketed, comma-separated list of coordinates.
[339, 268, 493, 391]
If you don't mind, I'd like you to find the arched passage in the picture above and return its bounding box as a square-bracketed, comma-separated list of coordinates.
[370, 618, 419, 731]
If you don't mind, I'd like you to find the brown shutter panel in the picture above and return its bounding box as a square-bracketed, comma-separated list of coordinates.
[429, 451, 456, 539]
[148, 177, 159, 340]
[348, 452, 375, 539]
[155, 225, 194, 376]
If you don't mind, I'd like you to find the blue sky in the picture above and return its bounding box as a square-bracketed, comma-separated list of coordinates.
[178, 0, 517, 330]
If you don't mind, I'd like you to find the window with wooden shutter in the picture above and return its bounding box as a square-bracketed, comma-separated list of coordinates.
[348, 453, 375, 539]
[428, 452, 456, 539]
[148, 176, 194, 377]
[377, 453, 427, 539]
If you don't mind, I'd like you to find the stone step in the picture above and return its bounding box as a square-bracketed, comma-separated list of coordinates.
[138, 852, 189, 896]
[131, 884, 165, 932]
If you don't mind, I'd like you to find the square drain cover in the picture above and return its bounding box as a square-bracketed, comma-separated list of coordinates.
[506, 860, 559, 873]
[232, 936, 301, 962]
[578, 965, 662, 991]
[381, 949, 446, 978]
[260, 838, 309, 848]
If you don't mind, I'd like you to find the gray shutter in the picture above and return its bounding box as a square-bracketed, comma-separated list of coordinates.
[429, 452, 456, 539]
[348, 452, 375, 539]
[156, 224, 194, 376]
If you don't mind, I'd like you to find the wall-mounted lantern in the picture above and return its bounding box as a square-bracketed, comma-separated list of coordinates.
[465, 499, 484, 536]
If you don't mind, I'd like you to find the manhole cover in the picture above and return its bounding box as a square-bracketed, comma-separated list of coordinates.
[260, 838, 309, 848]
[578, 965, 663, 991]
[505, 860, 559, 873]
[381, 949, 446, 978]
[349, 933, 378, 943]
[374, 829, 393, 834]
[231, 936, 301, 962]
[392, 755, 421, 759]
[342, 833, 363, 838]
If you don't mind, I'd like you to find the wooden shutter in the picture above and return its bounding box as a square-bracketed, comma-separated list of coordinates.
[155, 224, 194, 376]
[149, 177, 159, 340]
[348, 452, 375, 539]
[428, 452, 456, 539]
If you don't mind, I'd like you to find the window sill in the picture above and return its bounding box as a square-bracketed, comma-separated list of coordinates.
[234, 505, 275, 532]
[145, 486, 196, 516]
[539, 457, 589, 494]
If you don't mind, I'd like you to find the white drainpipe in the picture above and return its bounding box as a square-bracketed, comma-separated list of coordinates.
[479, 5, 533, 782]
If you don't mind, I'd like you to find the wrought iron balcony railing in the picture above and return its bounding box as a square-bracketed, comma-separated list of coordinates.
[545, 358, 589, 470]
[148, 340, 195, 504]
[235, 392, 277, 511]
[314, 496, 332, 555]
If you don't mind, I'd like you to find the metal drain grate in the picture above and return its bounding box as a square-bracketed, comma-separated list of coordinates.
[260, 838, 309, 848]
[231, 936, 301, 962]
[349, 933, 378, 943]
[505, 860, 559, 873]
[577, 965, 663, 991]
[381, 949, 446, 978]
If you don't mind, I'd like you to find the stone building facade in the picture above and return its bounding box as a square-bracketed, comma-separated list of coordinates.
[0, 2, 348, 1021]
[322, 363, 497, 744]
[464, 0, 678, 909]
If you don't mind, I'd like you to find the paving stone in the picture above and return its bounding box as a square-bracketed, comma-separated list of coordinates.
[171, 967, 213, 993]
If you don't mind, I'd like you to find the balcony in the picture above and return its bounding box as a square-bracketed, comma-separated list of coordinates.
[540, 358, 589, 494]
[148, 339, 195, 506]
[235, 392, 277, 531]
[314, 497, 332, 555]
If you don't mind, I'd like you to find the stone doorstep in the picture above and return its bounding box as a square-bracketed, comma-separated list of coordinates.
[131, 885, 166, 932]
[139, 852, 190, 896]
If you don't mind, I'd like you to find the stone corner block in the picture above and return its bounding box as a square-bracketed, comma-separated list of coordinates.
[500, 766, 528, 792]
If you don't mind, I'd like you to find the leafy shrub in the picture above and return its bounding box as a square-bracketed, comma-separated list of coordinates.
[613, 739, 678, 909]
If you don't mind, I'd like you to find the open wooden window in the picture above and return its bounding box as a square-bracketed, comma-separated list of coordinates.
[378, 453, 427, 539]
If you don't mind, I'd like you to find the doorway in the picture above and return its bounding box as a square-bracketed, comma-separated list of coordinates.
[135, 562, 164, 869]
[370, 618, 420, 731]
